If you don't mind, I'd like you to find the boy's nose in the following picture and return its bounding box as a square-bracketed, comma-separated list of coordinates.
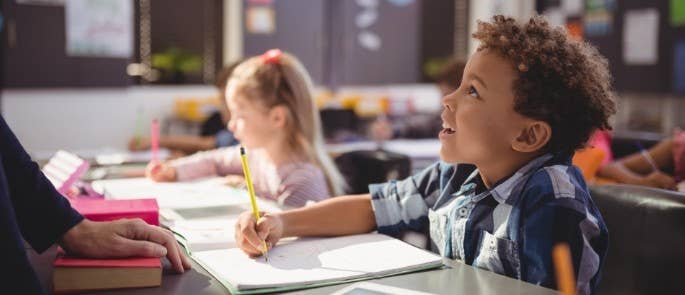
[442, 95, 456, 112]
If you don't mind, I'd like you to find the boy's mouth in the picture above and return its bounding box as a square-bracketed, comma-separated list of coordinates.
[441, 123, 456, 134]
[441, 128, 456, 135]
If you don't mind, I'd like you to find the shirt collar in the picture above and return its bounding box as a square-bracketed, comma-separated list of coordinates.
[459, 153, 558, 204]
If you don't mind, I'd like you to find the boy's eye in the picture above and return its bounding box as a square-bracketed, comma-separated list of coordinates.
[467, 86, 479, 98]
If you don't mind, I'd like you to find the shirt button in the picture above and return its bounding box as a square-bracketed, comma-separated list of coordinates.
[458, 208, 468, 216]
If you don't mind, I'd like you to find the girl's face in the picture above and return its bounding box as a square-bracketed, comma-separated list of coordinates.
[225, 88, 278, 149]
[439, 50, 527, 166]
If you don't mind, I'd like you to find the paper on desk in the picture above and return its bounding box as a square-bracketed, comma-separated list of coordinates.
[92, 177, 250, 209]
[168, 218, 238, 253]
[193, 233, 443, 294]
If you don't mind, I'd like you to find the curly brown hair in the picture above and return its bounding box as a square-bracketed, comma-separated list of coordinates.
[472, 15, 616, 153]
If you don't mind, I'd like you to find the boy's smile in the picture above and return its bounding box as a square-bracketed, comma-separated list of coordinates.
[438, 49, 539, 187]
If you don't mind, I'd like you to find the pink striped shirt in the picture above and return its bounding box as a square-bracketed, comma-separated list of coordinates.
[170, 146, 330, 207]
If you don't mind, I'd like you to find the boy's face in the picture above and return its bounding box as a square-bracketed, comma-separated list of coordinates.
[439, 50, 529, 166]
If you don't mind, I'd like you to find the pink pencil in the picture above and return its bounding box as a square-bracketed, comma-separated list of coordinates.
[151, 119, 159, 164]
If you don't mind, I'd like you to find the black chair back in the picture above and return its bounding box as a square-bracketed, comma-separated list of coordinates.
[335, 149, 411, 194]
[589, 184, 685, 295]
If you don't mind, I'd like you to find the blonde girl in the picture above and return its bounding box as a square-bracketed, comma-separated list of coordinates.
[147, 49, 345, 207]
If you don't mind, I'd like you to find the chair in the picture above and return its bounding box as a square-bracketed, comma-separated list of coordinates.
[334, 149, 411, 194]
[589, 184, 685, 295]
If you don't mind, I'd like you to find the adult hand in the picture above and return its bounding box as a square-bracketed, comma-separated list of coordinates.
[146, 162, 177, 182]
[61, 219, 191, 273]
[235, 211, 283, 257]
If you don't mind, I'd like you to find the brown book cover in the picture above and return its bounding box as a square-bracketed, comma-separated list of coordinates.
[52, 249, 162, 293]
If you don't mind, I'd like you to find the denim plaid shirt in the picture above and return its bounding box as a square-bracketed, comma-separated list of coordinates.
[369, 153, 608, 295]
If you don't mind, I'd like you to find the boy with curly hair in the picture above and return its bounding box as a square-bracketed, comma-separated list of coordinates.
[234, 15, 616, 294]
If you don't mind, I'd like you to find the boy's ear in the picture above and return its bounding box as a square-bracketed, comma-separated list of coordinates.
[268, 105, 288, 128]
[512, 120, 551, 153]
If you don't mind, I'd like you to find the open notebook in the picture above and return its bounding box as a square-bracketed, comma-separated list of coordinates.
[193, 233, 444, 294]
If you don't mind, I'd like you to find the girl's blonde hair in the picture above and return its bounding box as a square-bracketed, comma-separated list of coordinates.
[227, 50, 346, 196]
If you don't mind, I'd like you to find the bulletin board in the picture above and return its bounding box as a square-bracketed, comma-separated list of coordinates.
[538, 0, 685, 94]
[2, 1, 133, 88]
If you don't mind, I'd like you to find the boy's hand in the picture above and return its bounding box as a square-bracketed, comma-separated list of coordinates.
[642, 170, 677, 190]
[61, 219, 192, 273]
[235, 211, 283, 257]
[128, 137, 151, 151]
[146, 162, 177, 182]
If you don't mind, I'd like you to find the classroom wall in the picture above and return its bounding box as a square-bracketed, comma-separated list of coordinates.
[1, 86, 217, 159]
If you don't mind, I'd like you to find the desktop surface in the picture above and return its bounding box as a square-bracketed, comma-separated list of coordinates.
[29, 245, 557, 295]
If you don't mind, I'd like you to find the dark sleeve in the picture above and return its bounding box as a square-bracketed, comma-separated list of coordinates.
[0, 115, 83, 253]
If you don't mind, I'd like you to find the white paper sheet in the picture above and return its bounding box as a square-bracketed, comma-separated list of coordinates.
[623, 9, 660, 65]
[92, 177, 250, 209]
[193, 233, 443, 291]
[168, 218, 239, 252]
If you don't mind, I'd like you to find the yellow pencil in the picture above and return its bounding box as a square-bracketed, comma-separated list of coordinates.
[239, 146, 270, 262]
[553, 243, 576, 295]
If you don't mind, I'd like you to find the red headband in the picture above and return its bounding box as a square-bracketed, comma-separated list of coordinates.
[260, 49, 282, 65]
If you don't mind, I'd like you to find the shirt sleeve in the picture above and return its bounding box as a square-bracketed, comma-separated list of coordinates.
[170, 146, 242, 181]
[214, 130, 238, 148]
[369, 162, 443, 238]
[520, 194, 606, 295]
[0, 115, 83, 253]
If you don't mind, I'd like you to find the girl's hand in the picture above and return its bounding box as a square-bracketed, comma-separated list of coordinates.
[235, 211, 283, 257]
[146, 162, 177, 182]
[128, 137, 151, 151]
[224, 175, 246, 188]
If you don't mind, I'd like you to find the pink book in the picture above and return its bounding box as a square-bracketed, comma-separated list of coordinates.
[70, 198, 159, 226]
[53, 248, 162, 293]
[54, 253, 162, 268]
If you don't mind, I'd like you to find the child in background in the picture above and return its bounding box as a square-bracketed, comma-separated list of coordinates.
[582, 129, 685, 190]
[235, 15, 615, 295]
[128, 63, 240, 155]
[146, 50, 346, 208]
[369, 58, 466, 141]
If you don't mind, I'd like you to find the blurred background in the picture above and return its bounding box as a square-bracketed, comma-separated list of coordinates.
[1, 0, 684, 160]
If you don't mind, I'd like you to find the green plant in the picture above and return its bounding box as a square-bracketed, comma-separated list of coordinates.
[152, 47, 202, 74]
